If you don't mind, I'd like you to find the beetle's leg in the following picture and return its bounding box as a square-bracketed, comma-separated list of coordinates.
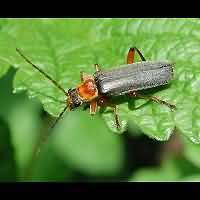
[113, 105, 120, 129]
[98, 96, 121, 129]
[80, 71, 94, 82]
[127, 47, 146, 64]
[144, 95, 176, 111]
[128, 91, 176, 111]
[90, 99, 97, 115]
[127, 48, 174, 111]
[94, 63, 101, 72]
[80, 71, 84, 82]
[127, 48, 135, 64]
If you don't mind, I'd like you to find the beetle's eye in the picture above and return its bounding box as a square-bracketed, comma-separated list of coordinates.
[74, 101, 81, 107]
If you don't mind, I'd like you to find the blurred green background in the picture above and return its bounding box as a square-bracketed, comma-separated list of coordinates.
[0, 18, 199, 181]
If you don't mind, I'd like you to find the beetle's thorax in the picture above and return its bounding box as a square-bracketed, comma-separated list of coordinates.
[67, 78, 98, 110]
[77, 79, 98, 102]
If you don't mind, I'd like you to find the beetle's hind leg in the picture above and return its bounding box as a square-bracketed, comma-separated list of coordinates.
[128, 91, 176, 111]
[127, 48, 175, 111]
[98, 96, 121, 129]
[146, 95, 176, 111]
[127, 47, 146, 64]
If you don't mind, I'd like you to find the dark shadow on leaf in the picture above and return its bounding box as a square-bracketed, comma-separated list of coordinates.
[0, 118, 17, 181]
[98, 84, 172, 114]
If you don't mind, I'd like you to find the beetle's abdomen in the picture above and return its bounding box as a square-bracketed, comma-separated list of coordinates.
[94, 61, 173, 96]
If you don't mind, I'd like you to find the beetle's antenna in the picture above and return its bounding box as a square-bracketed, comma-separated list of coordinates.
[19, 80, 66, 104]
[25, 104, 69, 178]
[16, 48, 68, 96]
[51, 105, 68, 129]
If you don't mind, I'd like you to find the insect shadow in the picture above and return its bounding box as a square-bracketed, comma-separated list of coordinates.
[98, 83, 172, 114]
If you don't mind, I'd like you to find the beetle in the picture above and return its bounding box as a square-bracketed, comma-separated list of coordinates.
[16, 47, 176, 129]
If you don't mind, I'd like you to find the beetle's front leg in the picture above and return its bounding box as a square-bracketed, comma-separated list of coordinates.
[128, 91, 176, 111]
[90, 99, 97, 115]
[80, 71, 84, 82]
[80, 71, 94, 82]
[94, 63, 101, 72]
[98, 96, 121, 129]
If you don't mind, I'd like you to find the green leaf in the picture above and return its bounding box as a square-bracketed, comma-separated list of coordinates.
[29, 142, 73, 181]
[181, 175, 200, 182]
[0, 18, 198, 141]
[129, 159, 181, 181]
[0, 18, 11, 77]
[51, 108, 125, 176]
[182, 137, 200, 168]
